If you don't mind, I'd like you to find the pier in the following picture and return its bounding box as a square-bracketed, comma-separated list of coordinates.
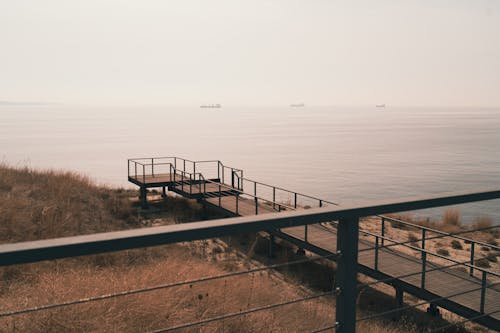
[127, 157, 500, 331]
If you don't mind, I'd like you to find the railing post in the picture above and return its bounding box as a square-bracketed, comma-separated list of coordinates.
[127, 160, 130, 178]
[181, 171, 184, 191]
[421, 229, 426, 260]
[255, 197, 258, 214]
[421, 251, 427, 289]
[480, 271, 487, 313]
[254, 182, 257, 197]
[374, 235, 379, 270]
[470, 243, 475, 276]
[134, 162, 137, 179]
[142, 164, 145, 183]
[231, 168, 235, 188]
[294, 193, 297, 209]
[174, 157, 177, 170]
[217, 162, 220, 181]
[173, 166, 176, 188]
[151, 158, 154, 177]
[235, 193, 239, 215]
[218, 184, 221, 207]
[193, 162, 196, 176]
[381, 217, 385, 247]
[189, 174, 192, 195]
[319, 200, 323, 208]
[183, 159, 186, 172]
[273, 187, 276, 209]
[336, 217, 359, 333]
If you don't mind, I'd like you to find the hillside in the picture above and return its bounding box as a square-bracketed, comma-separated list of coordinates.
[0, 165, 478, 332]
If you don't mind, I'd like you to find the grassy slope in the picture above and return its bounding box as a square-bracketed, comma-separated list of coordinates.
[0, 165, 470, 332]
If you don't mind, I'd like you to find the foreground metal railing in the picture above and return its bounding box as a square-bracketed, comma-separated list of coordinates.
[1, 189, 500, 332]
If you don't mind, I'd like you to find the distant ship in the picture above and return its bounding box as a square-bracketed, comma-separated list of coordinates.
[200, 104, 221, 108]
[290, 103, 305, 107]
[376, 104, 386, 108]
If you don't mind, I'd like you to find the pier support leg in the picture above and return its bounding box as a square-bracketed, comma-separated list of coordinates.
[336, 217, 359, 333]
[296, 248, 306, 256]
[394, 286, 404, 319]
[139, 186, 148, 209]
[268, 234, 275, 258]
[161, 186, 167, 198]
[426, 303, 441, 317]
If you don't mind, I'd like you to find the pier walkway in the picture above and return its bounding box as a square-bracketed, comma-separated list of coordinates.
[128, 157, 500, 330]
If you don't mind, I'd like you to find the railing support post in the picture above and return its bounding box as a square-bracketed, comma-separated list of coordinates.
[381, 217, 385, 247]
[294, 193, 297, 209]
[480, 271, 487, 313]
[235, 193, 239, 215]
[336, 217, 359, 333]
[151, 158, 154, 177]
[470, 243, 475, 276]
[231, 168, 235, 188]
[273, 187, 276, 209]
[421, 229, 426, 260]
[255, 197, 258, 215]
[374, 236, 379, 270]
[421, 252, 427, 289]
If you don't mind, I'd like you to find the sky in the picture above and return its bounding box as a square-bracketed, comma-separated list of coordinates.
[1, 0, 499, 107]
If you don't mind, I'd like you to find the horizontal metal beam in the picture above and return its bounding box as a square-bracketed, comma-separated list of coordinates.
[1, 188, 500, 266]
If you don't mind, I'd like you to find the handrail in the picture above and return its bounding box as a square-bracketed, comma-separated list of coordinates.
[199, 174, 296, 212]
[359, 228, 500, 278]
[357, 223, 500, 256]
[319, 223, 499, 278]
[3, 188, 500, 266]
[379, 215, 500, 251]
[241, 176, 339, 206]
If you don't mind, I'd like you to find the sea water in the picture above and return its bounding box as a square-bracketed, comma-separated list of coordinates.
[1, 105, 499, 224]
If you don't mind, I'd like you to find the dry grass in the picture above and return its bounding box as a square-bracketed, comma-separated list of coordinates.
[0, 164, 423, 332]
[0, 163, 141, 243]
[3, 165, 495, 332]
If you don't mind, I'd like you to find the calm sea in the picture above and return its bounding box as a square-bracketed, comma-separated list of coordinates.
[1, 105, 499, 224]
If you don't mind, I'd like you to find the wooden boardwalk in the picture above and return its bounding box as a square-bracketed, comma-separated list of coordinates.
[128, 157, 499, 330]
[281, 224, 500, 322]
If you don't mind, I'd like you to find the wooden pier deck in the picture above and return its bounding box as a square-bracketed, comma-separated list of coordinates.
[128, 157, 500, 330]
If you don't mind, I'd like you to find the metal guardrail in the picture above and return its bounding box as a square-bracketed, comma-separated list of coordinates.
[1, 188, 500, 332]
[376, 215, 500, 276]
[197, 174, 296, 215]
[128, 157, 339, 211]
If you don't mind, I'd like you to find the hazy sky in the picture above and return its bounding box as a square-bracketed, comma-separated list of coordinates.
[1, 1, 499, 107]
